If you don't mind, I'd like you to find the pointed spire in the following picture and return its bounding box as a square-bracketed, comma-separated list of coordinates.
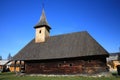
[34, 8, 51, 30]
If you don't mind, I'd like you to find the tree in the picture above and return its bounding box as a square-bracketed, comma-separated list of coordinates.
[7, 53, 12, 60]
[0, 56, 2, 60]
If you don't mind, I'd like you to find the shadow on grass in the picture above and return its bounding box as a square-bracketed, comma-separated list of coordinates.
[112, 72, 120, 78]
[112, 72, 117, 76]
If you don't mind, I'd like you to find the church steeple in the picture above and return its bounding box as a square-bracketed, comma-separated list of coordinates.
[34, 8, 51, 31]
[34, 8, 51, 43]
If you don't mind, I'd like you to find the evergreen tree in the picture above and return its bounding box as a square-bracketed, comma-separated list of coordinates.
[0, 56, 2, 60]
[7, 53, 12, 60]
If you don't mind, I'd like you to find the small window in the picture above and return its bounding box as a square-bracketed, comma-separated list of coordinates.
[39, 30, 41, 33]
[69, 64, 73, 67]
[82, 65, 84, 67]
[64, 61, 66, 63]
[88, 60, 91, 63]
[84, 59, 88, 61]
[58, 64, 62, 67]
[28, 64, 31, 66]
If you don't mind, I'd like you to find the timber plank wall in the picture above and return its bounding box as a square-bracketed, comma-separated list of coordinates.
[25, 55, 108, 74]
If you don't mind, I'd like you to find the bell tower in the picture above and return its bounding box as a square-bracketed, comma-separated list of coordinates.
[34, 8, 51, 43]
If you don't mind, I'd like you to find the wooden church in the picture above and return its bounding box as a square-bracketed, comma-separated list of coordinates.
[12, 8, 109, 75]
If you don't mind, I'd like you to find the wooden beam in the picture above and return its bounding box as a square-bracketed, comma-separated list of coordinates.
[19, 60, 21, 73]
[14, 61, 17, 72]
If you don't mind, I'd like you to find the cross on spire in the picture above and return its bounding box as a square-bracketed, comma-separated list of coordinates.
[42, 0, 44, 10]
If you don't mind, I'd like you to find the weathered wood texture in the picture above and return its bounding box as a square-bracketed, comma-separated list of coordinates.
[25, 55, 108, 74]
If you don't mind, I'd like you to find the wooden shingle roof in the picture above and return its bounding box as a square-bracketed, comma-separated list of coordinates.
[34, 9, 51, 30]
[12, 31, 109, 61]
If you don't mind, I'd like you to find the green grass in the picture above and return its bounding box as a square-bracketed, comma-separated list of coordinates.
[0, 72, 120, 80]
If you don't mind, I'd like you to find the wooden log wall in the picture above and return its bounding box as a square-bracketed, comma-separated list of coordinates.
[25, 56, 108, 74]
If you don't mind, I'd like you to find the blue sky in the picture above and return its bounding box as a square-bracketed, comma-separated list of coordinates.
[0, 0, 120, 59]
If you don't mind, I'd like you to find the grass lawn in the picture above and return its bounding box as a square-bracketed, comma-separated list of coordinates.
[0, 72, 120, 80]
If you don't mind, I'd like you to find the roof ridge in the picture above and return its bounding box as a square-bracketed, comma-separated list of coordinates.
[50, 31, 88, 37]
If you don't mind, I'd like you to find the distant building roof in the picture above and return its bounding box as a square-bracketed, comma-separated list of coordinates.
[110, 52, 120, 56]
[0, 60, 9, 65]
[107, 52, 120, 61]
[12, 31, 109, 61]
